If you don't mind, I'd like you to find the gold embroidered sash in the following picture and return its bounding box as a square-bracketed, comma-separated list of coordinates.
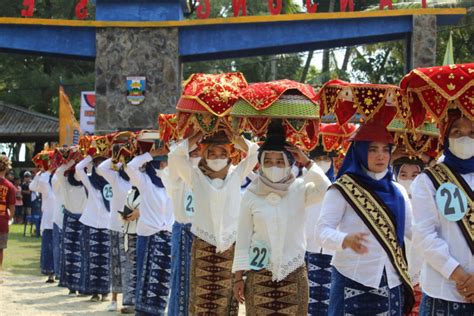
[332, 174, 414, 314]
[424, 163, 474, 254]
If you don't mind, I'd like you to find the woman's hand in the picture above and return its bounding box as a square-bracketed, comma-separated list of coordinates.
[285, 145, 311, 166]
[188, 131, 203, 150]
[124, 209, 140, 222]
[233, 279, 245, 304]
[149, 146, 169, 158]
[342, 232, 369, 254]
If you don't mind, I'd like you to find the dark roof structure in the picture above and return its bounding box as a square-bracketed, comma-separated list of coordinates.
[0, 102, 59, 142]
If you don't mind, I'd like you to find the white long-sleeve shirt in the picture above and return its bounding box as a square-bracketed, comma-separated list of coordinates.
[29, 171, 56, 232]
[168, 138, 259, 252]
[97, 158, 131, 232]
[53, 161, 87, 216]
[161, 144, 193, 225]
[125, 153, 174, 236]
[412, 171, 474, 302]
[305, 202, 333, 255]
[317, 178, 413, 289]
[51, 167, 65, 229]
[76, 156, 110, 229]
[232, 164, 330, 281]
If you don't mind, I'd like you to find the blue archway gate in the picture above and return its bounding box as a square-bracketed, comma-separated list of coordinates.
[0, 1, 466, 133]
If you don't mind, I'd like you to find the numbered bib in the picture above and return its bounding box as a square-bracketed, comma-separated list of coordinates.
[249, 241, 270, 270]
[184, 191, 196, 217]
[103, 184, 113, 201]
[436, 182, 468, 222]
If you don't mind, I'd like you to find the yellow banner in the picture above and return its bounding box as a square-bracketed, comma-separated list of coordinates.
[59, 86, 81, 146]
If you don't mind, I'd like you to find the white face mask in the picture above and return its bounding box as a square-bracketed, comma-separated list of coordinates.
[263, 166, 291, 183]
[449, 137, 474, 160]
[206, 158, 228, 172]
[190, 157, 201, 167]
[318, 161, 332, 173]
[397, 179, 413, 196]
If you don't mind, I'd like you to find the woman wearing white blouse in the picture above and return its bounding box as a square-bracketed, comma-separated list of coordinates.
[412, 110, 474, 314]
[75, 155, 111, 302]
[52, 160, 87, 295]
[232, 125, 331, 315]
[317, 121, 414, 315]
[168, 130, 259, 315]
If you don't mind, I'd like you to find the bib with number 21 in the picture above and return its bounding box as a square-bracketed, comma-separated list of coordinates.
[435, 182, 469, 222]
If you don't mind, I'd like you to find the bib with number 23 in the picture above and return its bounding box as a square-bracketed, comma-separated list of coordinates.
[249, 240, 270, 270]
[436, 182, 469, 222]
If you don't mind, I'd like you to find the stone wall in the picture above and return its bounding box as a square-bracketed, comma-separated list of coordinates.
[95, 27, 180, 134]
[411, 15, 437, 69]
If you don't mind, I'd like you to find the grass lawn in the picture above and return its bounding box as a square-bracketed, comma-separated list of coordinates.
[3, 223, 42, 276]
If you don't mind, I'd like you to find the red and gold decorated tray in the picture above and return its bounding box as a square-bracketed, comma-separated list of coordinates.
[318, 79, 409, 127]
[231, 80, 321, 151]
[400, 63, 474, 128]
[177, 72, 248, 137]
[32, 150, 54, 171]
[319, 123, 357, 153]
[158, 113, 179, 144]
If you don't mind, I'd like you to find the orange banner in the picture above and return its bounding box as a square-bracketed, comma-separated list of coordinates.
[59, 86, 81, 146]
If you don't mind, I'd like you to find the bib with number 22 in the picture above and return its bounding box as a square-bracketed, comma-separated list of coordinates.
[249, 240, 270, 270]
[435, 182, 468, 222]
[184, 191, 196, 217]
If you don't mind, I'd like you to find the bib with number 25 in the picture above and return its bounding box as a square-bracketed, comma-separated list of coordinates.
[249, 240, 270, 270]
[103, 184, 113, 201]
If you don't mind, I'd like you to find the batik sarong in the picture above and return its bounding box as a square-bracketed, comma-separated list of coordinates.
[110, 230, 125, 293]
[40, 229, 54, 275]
[60, 209, 83, 291]
[244, 265, 309, 315]
[189, 237, 239, 316]
[135, 231, 171, 315]
[52, 223, 62, 280]
[305, 252, 332, 315]
[79, 225, 110, 295]
[328, 268, 404, 316]
[168, 222, 193, 316]
[122, 233, 137, 307]
[419, 293, 474, 315]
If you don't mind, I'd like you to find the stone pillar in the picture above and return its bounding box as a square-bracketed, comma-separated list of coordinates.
[410, 15, 437, 69]
[94, 27, 180, 133]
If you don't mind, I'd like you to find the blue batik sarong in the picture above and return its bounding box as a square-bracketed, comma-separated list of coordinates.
[328, 268, 404, 316]
[80, 225, 110, 295]
[60, 210, 83, 291]
[52, 223, 62, 279]
[110, 231, 125, 293]
[40, 229, 54, 275]
[305, 252, 332, 316]
[135, 231, 171, 316]
[168, 222, 193, 316]
[419, 293, 474, 316]
[122, 233, 137, 307]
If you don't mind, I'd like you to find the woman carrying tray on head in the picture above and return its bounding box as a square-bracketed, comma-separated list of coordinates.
[317, 120, 415, 315]
[168, 129, 259, 315]
[75, 153, 111, 302]
[231, 123, 330, 315]
[53, 156, 87, 295]
[411, 109, 474, 314]
[125, 145, 174, 316]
